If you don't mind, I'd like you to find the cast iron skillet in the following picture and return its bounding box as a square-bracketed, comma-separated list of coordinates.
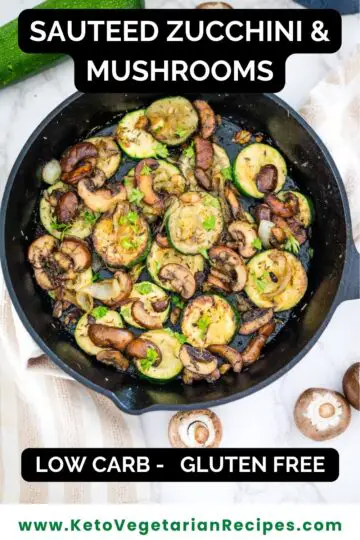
[1, 92, 359, 415]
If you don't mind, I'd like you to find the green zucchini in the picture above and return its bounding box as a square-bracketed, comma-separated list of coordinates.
[181, 294, 237, 348]
[245, 249, 308, 312]
[233, 143, 287, 199]
[40, 182, 94, 239]
[120, 282, 170, 329]
[147, 241, 204, 292]
[133, 329, 183, 382]
[116, 109, 168, 159]
[0, 0, 144, 89]
[75, 309, 123, 356]
[179, 142, 231, 191]
[146, 97, 198, 146]
[85, 137, 121, 179]
[278, 191, 314, 227]
[92, 205, 151, 268]
[166, 192, 223, 255]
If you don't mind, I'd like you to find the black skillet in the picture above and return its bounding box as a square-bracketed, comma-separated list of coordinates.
[1, 92, 359, 414]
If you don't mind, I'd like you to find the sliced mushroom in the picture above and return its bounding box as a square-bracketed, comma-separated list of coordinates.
[77, 178, 126, 213]
[96, 349, 129, 371]
[59, 238, 91, 272]
[170, 306, 182, 325]
[228, 221, 259, 258]
[33, 267, 59, 290]
[193, 100, 216, 139]
[255, 164, 278, 193]
[60, 142, 98, 185]
[265, 193, 299, 218]
[28, 235, 58, 268]
[253, 203, 272, 223]
[342, 362, 360, 410]
[159, 264, 196, 300]
[88, 324, 134, 351]
[208, 246, 247, 292]
[134, 158, 163, 206]
[126, 338, 162, 365]
[208, 344, 243, 373]
[194, 168, 212, 190]
[151, 297, 170, 313]
[242, 320, 275, 366]
[179, 344, 218, 376]
[203, 272, 232, 294]
[286, 216, 307, 245]
[225, 185, 246, 220]
[155, 233, 170, 248]
[294, 388, 351, 441]
[78, 271, 132, 308]
[182, 367, 221, 384]
[238, 308, 274, 335]
[131, 300, 164, 329]
[55, 191, 79, 224]
[194, 135, 214, 171]
[168, 409, 222, 449]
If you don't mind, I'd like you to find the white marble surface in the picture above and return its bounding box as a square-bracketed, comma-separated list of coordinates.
[0, 0, 359, 505]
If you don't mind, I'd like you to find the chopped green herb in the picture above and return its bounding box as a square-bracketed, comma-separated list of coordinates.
[252, 237, 262, 250]
[155, 143, 169, 158]
[83, 210, 98, 225]
[141, 164, 152, 176]
[92, 272, 102, 283]
[176, 127, 188, 138]
[50, 218, 71, 239]
[199, 248, 209, 260]
[137, 282, 152, 295]
[221, 167, 233, 181]
[91, 306, 108, 319]
[202, 215, 216, 231]
[284, 234, 300, 255]
[172, 295, 185, 309]
[253, 271, 270, 293]
[140, 347, 159, 371]
[183, 141, 195, 159]
[165, 328, 187, 345]
[128, 188, 144, 206]
[308, 247, 314, 259]
[197, 314, 211, 336]
[121, 237, 138, 250]
[203, 194, 220, 208]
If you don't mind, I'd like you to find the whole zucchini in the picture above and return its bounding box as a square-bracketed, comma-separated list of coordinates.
[0, 0, 144, 89]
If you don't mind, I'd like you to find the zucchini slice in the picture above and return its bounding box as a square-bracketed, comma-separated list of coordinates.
[124, 161, 186, 220]
[147, 241, 204, 291]
[40, 182, 93, 240]
[233, 143, 287, 199]
[75, 309, 123, 356]
[245, 249, 308, 312]
[179, 143, 231, 191]
[65, 268, 93, 292]
[146, 97, 198, 146]
[92, 204, 151, 268]
[85, 136, 121, 179]
[278, 191, 314, 227]
[166, 192, 223, 255]
[115, 109, 168, 159]
[133, 329, 183, 382]
[120, 282, 170, 329]
[181, 294, 238, 348]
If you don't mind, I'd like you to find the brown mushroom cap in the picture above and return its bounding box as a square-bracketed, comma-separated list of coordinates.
[131, 300, 164, 329]
[180, 344, 218, 376]
[59, 238, 92, 272]
[196, 2, 233, 8]
[55, 191, 79, 224]
[168, 409, 222, 448]
[96, 349, 129, 371]
[193, 100, 216, 140]
[228, 221, 259, 259]
[208, 246, 247, 292]
[159, 263, 196, 300]
[77, 178, 126, 213]
[125, 338, 162, 365]
[28, 235, 58, 268]
[238, 308, 274, 335]
[208, 344, 243, 373]
[294, 388, 351, 441]
[88, 325, 134, 352]
[343, 362, 360, 410]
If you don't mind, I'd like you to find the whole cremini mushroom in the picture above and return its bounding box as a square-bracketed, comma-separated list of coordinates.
[294, 388, 351, 441]
[343, 362, 360, 410]
[168, 409, 222, 448]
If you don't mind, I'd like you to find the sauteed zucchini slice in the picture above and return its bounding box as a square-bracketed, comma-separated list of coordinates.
[85, 136, 121, 179]
[147, 242, 204, 291]
[245, 249, 308, 312]
[233, 143, 287, 199]
[132, 329, 183, 382]
[40, 182, 93, 239]
[278, 190, 314, 227]
[116, 109, 168, 159]
[179, 142, 231, 191]
[166, 192, 223, 255]
[120, 282, 170, 329]
[75, 309, 123, 356]
[146, 96, 198, 146]
[181, 294, 238, 348]
[93, 204, 151, 268]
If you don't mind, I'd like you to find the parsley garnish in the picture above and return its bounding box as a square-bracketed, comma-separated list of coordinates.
[128, 188, 144, 206]
[197, 314, 211, 337]
[137, 282, 152, 295]
[140, 348, 159, 371]
[83, 210, 98, 225]
[91, 306, 108, 319]
[50, 218, 71, 239]
[203, 195, 220, 208]
[165, 328, 187, 344]
[284, 234, 300, 255]
[92, 272, 102, 282]
[176, 127, 188, 138]
[121, 237, 139, 250]
[155, 143, 168, 158]
[183, 141, 195, 159]
[221, 167, 233, 181]
[254, 272, 270, 293]
[199, 248, 209, 260]
[172, 295, 185, 309]
[119, 211, 139, 226]
[202, 215, 216, 231]
[141, 164, 152, 176]
[252, 237, 262, 250]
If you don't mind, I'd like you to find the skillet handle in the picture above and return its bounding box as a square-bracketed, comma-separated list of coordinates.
[338, 237, 360, 303]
